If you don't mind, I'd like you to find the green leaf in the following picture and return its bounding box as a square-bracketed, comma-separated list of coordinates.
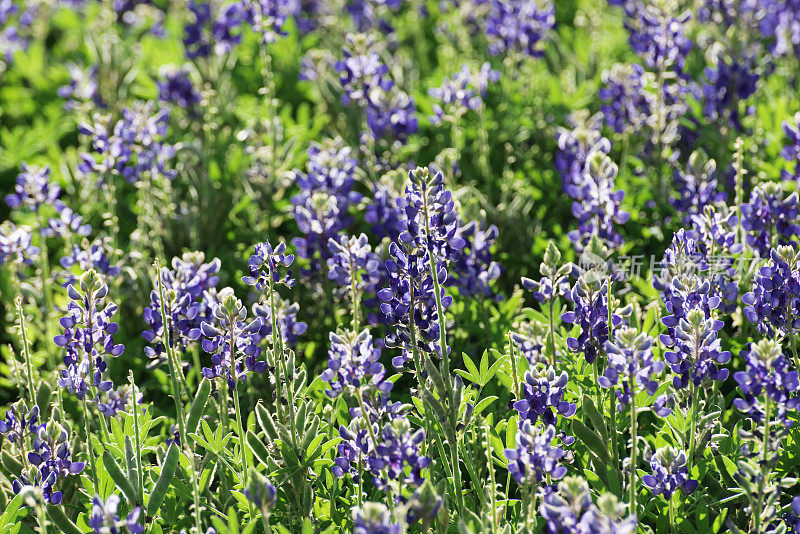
[147, 443, 181, 517]
[572, 419, 611, 463]
[0, 494, 23, 530]
[46, 504, 83, 534]
[472, 396, 498, 417]
[187, 378, 211, 436]
[102, 451, 138, 505]
[582, 395, 609, 443]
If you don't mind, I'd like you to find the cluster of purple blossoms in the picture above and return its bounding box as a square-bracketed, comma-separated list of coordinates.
[782, 115, 800, 181]
[58, 63, 104, 111]
[642, 446, 698, 499]
[60, 239, 120, 287]
[143, 252, 220, 367]
[89, 494, 144, 533]
[428, 63, 500, 125]
[662, 308, 731, 390]
[321, 328, 390, 398]
[327, 233, 381, 291]
[514, 368, 577, 427]
[251, 298, 307, 348]
[245, 472, 277, 513]
[555, 111, 610, 200]
[1, 403, 86, 506]
[0, 1, 29, 64]
[567, 152, 630, 251]
[368, 417, 431, 490]
[743, 246, 800, 337]
[0, 222, 39, 267]
[335, 33, 418, 142]
[200, 289, 266, 388]
[670, 152, 725, 219]
[599, 63, 654, 134]
[599, 327, 665, 412]
[347, 0, 402, 32]
[183, 1, 245, 59]
[562, 280, 620, 365]
[366, 179, 404, 242]
[612, 0, 692, 73]
[6, 164, 92, 241]
[449, 222, 502, 299]
[79, 101, 176, 185]
[291, 140, 361, 274]
[242, 0, 293, 44]
[510, 321, 548, 365]
[785, 497, 800, 533]
[505, 421, 567, 485]
[378, 168, 462, 364]
[485, 0, 555, 58]
[242, 239, 295, 291]
[352, 502, 401, 534]
[541, 477, 637, 534]
[740, 182, 800, 257]
[702, 54, 759, 130]
[757, 1, 800, 59]
[157, 67, 201, 108]
[733, 339, 800, 425]
[55, 270, 125, 408]
[404, 481, 443, 527]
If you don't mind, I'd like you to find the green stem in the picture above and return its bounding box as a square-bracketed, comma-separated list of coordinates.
[268, 275, 284, 419]
[350, 253, 360, 331]
[687, 382, 699, 473]
[129, 373, 145, 504]
[753, 397, 772, 534]
[38, 231, 57, 372]
[629, 379, 638, 516]
[82, 397, 99, 495]
[15, 298, 37, 407]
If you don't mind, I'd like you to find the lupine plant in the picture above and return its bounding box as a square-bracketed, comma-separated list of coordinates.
[4, 1, 800, 533]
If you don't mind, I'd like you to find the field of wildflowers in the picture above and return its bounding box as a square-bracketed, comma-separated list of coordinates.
[2, 0, 800, 532]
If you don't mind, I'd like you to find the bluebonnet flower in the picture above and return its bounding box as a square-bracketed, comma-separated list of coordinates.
[335, 33, 392, 106]
[671, 151, 725, 219]
[782, 114, 800, 181]
[366, 179, 403, 242]
[733, 339, 800, 425]
[157, 67, 200, 108]
[0, 1, 28, 64]
[513, 368, 577, 426]
[743, 246, 800, 337]
[784, 497, 800, 533]
[352, 502, 401, 534]
[58, 63, 104, 111]
[0, 222, 40, 266]
[740, 182, 800, 257]
[79, 101, 176, 185]
[41, 205, 92, 239]
[368, 417, 431, 490]
[55, 270, 125, 404]
[200, 288, 266, 388]
[511, 320, 548, 365]
[89, 494, 144, 533]
[450, 222, 502, 299]
[286, 142, 361, 265]
[599, 63, 654, 134]
[562, 273, 622, 365]
[485, 0, 556, 58]
[242, 240, 295, 291]
[702, 54, 759, 130]
[251, 298, 307, 348]
[599, 327, 664, 412]
[567, 152, 630, 251]
[428, 63, 499, 125]
[334, 417, 375, 480]
[642, 446, 698, 498]
[327, 233, 381, 291]
[404, 480, 443, 527]
[242, 0, 292, 43]
[60, 239, 120, 286]
[183, 1, 246, 59]
[505, 420, 567, 485]
[4, 405, 86, 506]
[364, 87, 418, 142]
[321, 328, 390, 398]
[616, 1, 693, 73]
[143, 252, 220, 366]
[555, 111, 610, 200]
[541, 477, 637, 534]
[346, 0, 402, 32]
[97, 384, 138, 418]
[5, 164, 61, 212]
[245, 471, 277, 514]
[662, 308, 730, 390]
